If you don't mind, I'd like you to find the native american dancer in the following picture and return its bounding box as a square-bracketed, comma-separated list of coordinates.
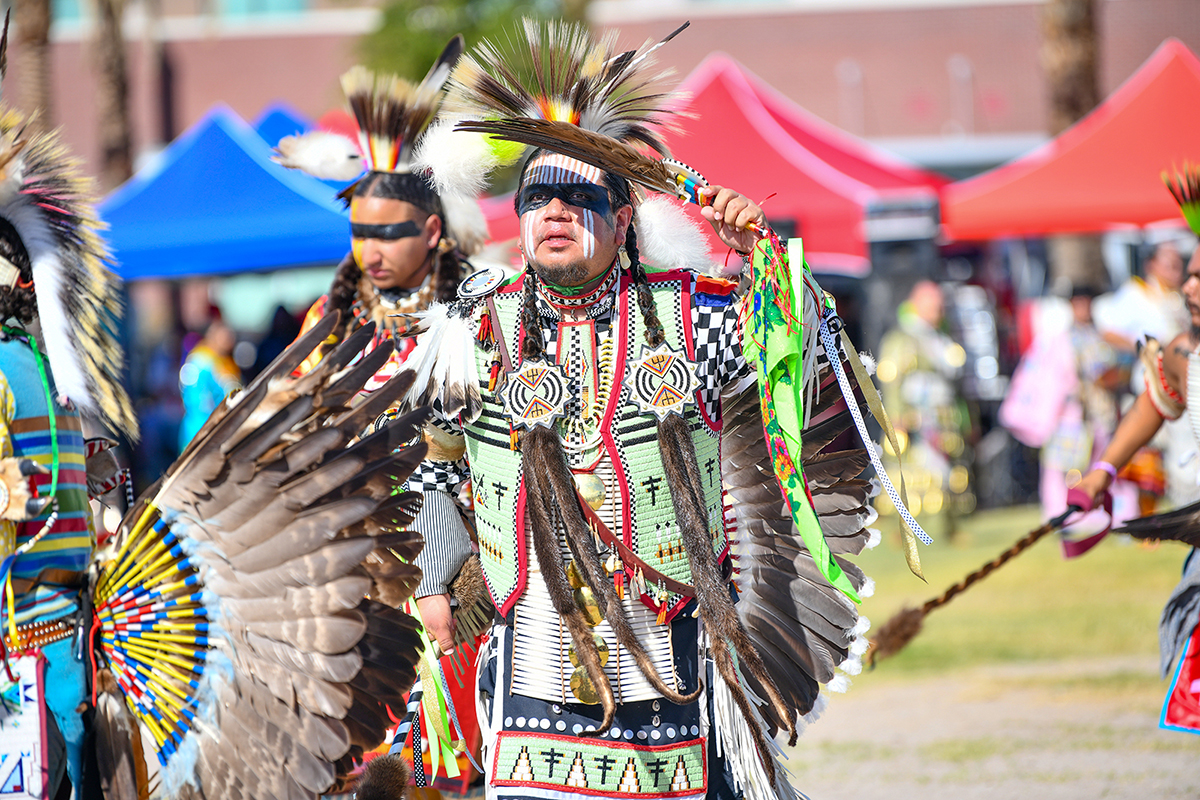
[0, 22, 434, 798]
[276, 39, 499, 791]
[381, 21, 930, 800]
[0, 51, 138, 796]
[1075, 167, 1200, 736]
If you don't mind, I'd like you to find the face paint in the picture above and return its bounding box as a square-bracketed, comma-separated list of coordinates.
[349, 220, 422, 240]
[519, 153, 610, 262]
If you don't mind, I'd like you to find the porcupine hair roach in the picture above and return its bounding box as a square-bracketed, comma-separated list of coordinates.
[327, 171, 464, 339]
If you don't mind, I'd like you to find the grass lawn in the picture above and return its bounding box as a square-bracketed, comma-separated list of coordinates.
[859, 504, 1189, 676]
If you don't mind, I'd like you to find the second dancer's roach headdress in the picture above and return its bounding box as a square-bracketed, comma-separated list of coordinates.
[274, 36, 489, 259]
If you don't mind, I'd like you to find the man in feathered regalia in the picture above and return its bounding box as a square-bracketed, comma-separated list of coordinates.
[396, 21, 922, 800]
[0, 46, 139, 793]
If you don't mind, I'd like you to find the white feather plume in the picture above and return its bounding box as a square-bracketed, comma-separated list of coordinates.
[4, 179, 94, 415]
[273, 131, 364, 181]
[413, 117, 503, 200]
[400, 303, 483, 423]
[634, 195, 716, 274]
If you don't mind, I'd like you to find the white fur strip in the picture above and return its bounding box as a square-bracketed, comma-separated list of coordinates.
[414, 118, 502, 199]
[32, 252, 91, 413]
[635, 196, 718, 274]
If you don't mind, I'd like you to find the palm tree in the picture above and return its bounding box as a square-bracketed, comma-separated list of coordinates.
[92, 0, 133, 191]
[1041, 0, 1098, 136]
[13, 0, 53, 134]
[1041, 0, 1104, 290]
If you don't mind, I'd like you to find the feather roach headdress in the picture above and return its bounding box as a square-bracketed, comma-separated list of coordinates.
[420, 19, 723, 272]
[1164, 164, 1200, 236]
[273, 35, 488, 255]
[0, 16, 136, 439]
[419, 19, 685, 198]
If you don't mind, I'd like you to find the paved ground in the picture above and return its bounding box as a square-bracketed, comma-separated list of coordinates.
[782, 656, 1200, 800]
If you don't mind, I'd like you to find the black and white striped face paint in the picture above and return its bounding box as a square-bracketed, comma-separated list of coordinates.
[519, 153, 611, 266]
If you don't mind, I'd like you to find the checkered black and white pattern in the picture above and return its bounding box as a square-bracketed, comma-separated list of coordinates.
[692, 292, 751, 423]
[404, 460, 468, 494]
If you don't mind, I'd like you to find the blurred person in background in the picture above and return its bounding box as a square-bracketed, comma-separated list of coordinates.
[876, 280, 973, 538]
[1075, 210, 1200, 734]
[1094, 239, 1195, 513]
[1002, 284, 1131, 527]
[250, 304, 302, 379]
[178, 308, 240, 451]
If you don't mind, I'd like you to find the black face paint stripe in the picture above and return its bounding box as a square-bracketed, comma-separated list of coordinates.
[350, 220, 422, 240]
[516, 183, 613, 219]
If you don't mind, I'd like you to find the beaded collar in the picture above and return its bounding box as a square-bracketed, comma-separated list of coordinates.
[537, 258, 620, 311]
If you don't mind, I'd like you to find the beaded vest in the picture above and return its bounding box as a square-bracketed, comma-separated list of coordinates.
[466, 269, 730, 624]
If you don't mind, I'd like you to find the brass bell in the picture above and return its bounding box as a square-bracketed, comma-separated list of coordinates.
[573, 586, 604, 626]
[570, 666, 601, 705]
[568, 633, 610, 667]
[573, 472, 606, 510]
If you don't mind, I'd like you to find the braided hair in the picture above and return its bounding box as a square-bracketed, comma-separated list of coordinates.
[0, 217, 36, 326]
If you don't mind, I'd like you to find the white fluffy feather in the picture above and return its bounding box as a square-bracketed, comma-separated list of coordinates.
[857, 350, 877, 376]
[864, 527, 882, 551]
[401, 303, 483, 422]
[413, 118, 501, 200]
[273, 131, 364, 181]
[5, 176, 95, 416]
[634, 195, 716, 274]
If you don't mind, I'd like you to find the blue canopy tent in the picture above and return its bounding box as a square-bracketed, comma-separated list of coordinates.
[101, 106, 351, 281]
[252, 102, 312, 147]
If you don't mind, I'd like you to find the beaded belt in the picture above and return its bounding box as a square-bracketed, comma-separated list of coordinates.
[4, 616, 74, 652]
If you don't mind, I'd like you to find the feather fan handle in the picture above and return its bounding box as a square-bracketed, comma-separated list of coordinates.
[1163, 163, 1200, 235]
[406, 597, 480, 778]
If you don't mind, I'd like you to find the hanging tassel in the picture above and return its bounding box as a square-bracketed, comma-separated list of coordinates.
[476, 308, 493, 344]
[488, 355, 502, 393]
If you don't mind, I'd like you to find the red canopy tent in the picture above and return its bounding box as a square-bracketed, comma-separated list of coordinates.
[743, 59, 948, 195]
[942, 38, 1200, 240]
